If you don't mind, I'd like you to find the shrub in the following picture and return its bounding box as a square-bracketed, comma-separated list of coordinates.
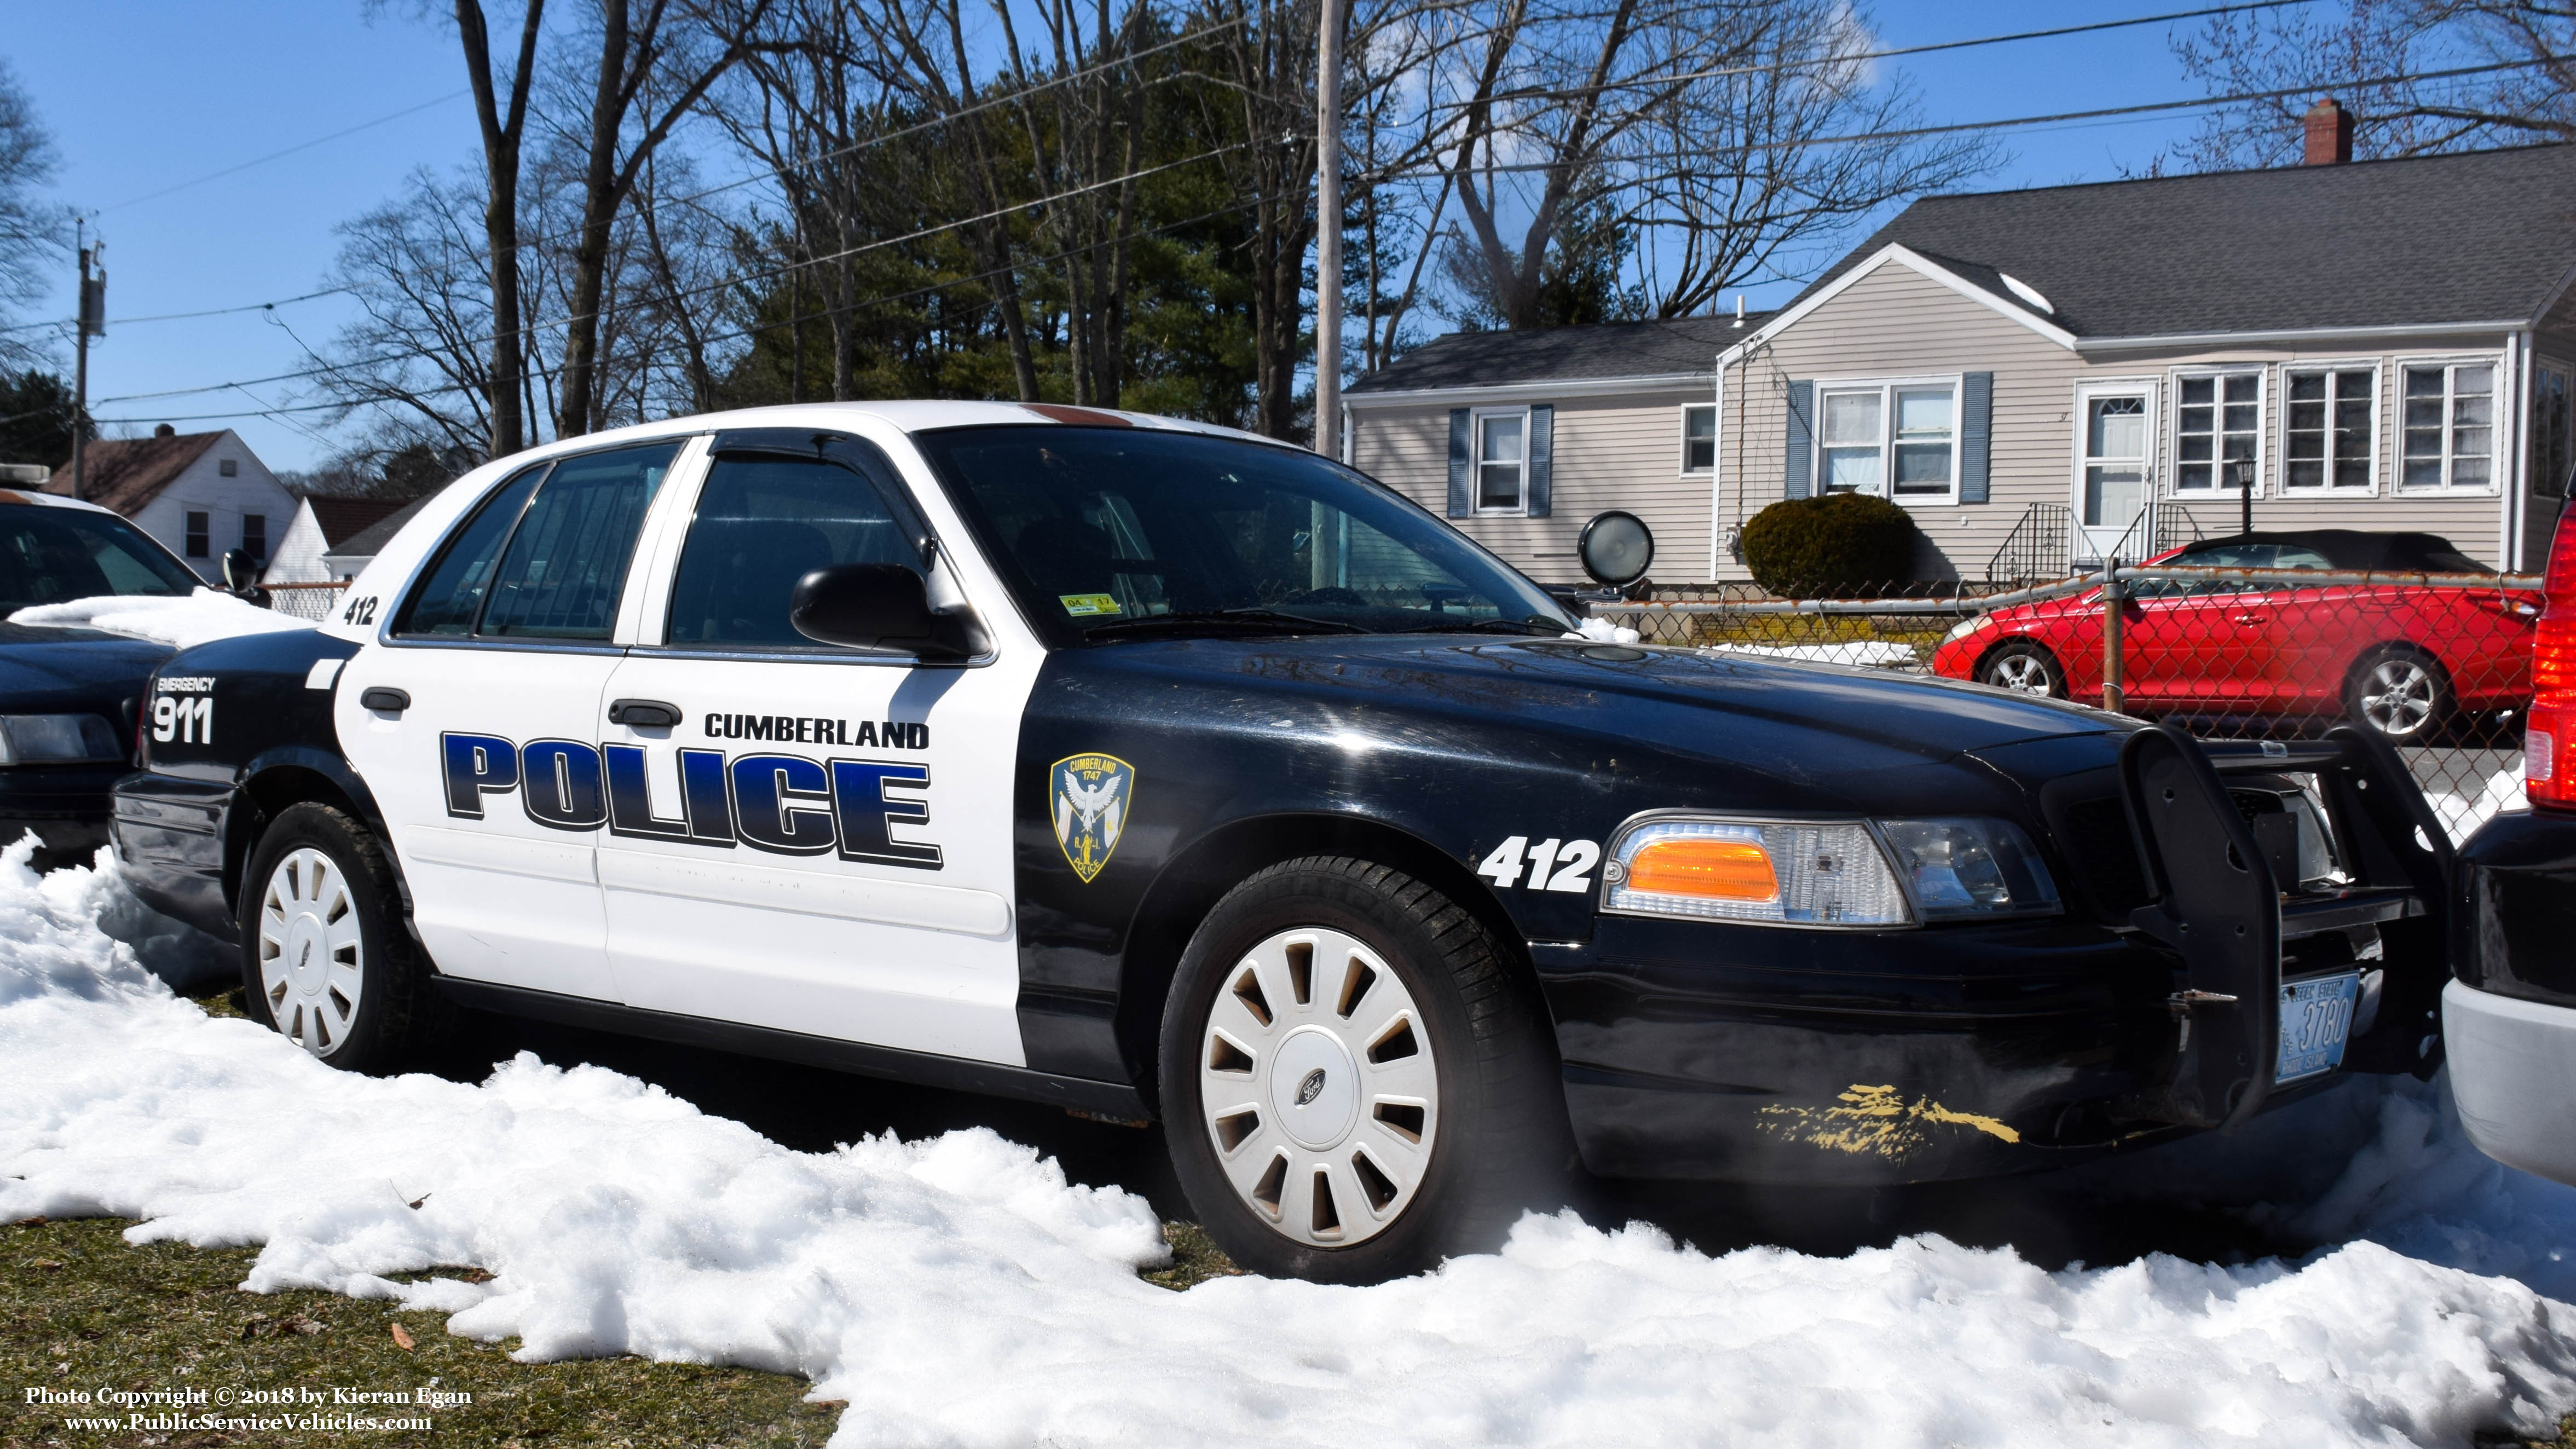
[1739, 492, 1918, 596]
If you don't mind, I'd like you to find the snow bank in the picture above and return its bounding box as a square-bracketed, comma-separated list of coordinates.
[1708, 639, 1921, 668]
[8, 589, 314, 649]
[5, 834, 2576, 1447]
[2424, 757, 2527, 845]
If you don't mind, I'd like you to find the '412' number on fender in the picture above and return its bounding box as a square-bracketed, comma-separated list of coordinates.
[1476, 835, 1598, 893]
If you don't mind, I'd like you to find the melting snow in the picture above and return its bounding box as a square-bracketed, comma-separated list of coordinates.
[9, 590, 315, 649]
[3, 834, 2574, 1447]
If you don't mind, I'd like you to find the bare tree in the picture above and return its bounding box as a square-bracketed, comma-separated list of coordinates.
[302, 168, 504, 457]
[2170, 1, 2576, 168]
[455, 0, 546, 458]
[554, 0, 774, 437]
[0, 59, 65, 370]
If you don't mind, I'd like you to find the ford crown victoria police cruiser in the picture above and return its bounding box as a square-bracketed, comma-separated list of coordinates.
[111, 402, 2454, 1283]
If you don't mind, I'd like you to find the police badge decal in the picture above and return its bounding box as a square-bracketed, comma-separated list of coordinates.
[1052, 753, 1135, 883]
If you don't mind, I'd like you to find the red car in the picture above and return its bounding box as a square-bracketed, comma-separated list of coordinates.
[1931, 530, 2536, 740]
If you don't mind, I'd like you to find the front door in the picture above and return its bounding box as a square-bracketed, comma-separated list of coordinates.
[594, 431, 1036, 1066]
[2075, 384, 2154, 565]
[338, 439, 686, 1001]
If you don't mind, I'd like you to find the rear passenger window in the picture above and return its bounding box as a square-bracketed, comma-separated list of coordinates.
[665, 453, 917, 648]
[396, 442, 679, 640]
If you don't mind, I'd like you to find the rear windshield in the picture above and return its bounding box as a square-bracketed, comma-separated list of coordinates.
[0, 504, 205, 610]
[913, 425, 1572, 645]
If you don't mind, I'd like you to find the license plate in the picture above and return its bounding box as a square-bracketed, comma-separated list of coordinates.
[2276, 972, 2361, 1084]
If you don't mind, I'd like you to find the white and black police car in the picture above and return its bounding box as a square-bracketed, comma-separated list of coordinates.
[112, 402, 2454, 1283]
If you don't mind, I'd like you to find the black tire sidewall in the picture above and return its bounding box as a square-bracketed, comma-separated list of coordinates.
[238, 803, 422, 1075]
[1158, 858, 1563, 1284]
[2346, 646, 2451, 739]
[1980, 640, 2062, 697]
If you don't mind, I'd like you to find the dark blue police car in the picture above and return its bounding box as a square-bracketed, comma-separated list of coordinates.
[108, 403, 2453, 1283]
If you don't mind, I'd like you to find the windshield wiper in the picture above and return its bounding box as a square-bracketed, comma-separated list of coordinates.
[1400, 615, 1580, 637]
[1083, 607, 1368, 640]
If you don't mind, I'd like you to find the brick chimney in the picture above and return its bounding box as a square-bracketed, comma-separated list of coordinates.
[2303, 97, 2353, 165]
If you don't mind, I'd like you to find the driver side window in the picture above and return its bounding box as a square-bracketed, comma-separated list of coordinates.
[665, 453, 918, 647]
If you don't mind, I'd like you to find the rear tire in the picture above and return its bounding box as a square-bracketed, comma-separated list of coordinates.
[1977, 640, 2066, 698]
[1158, 856, 1571, 1283]
[2345, 646, 2451, 741]
[239, 803, 445, 1074]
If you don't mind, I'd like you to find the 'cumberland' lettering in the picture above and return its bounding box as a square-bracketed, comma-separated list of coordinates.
[702, 713, 928, 749]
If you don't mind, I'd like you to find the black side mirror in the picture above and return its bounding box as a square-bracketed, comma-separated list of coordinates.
[1578, 510, 1654, 590]
[789, 564, 987, 659]
[221, 548, 257, 591]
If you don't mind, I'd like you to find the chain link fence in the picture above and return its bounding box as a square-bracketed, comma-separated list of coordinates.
[262, 581, 350, 623]
[1591, 567, 2544, 845]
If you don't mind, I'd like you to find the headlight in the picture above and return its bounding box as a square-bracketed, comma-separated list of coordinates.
[1604, 817, 1912, 926]
[1874, 818, 2060, 920]
[0, 713, 122, 765]
[1602, 814, 2060, 927]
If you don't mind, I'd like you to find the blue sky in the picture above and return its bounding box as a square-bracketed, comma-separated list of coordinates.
[3, 1, 2248, 470]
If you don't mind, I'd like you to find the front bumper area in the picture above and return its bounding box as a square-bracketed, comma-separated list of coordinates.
[2444, 979, 2576, 1186]
[109, 769, 239, 939]
[1, 760, 130, 867]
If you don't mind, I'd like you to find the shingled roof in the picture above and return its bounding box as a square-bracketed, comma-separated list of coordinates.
[1345, 315, 1765, 395]
[42, 430, 221, 515]
[322, 493, 434, 564]
[1783, 141, 2576, 340]
[302, 495, 407, 547]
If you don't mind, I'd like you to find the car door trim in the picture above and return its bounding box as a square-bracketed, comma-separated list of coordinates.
[597, 845, 1012, 937]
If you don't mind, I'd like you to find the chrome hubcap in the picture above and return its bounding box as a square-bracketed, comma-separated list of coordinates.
[1199, 926, 1437, 1248]
[1989, 653, 2054, 695]
[2359, 659, 2438, 736]
[258, 847, 363, 1057]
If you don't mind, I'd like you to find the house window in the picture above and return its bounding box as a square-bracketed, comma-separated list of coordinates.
[2174, 370, 2262, 492]
[1680, 404, 1717, 474]
[1816, 381, 1957, 503]
[1474, 410, 1527, 512]
[2283, 366, 2376, 492]
[2402, 361, 2495, 489]
[218, 458, 239, 477]
[184, 511, 209, 558]
[241, 513, 267, 562]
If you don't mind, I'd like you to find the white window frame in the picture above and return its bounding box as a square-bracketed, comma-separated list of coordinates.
[1469, 406, 1530, 515]
[2396, 354, 2505, 494]
[1807, 374, 1963, 507]
[1679, 403, 1717, 476]
[2277, 360, 2381, 497]
[2167, 365, 2268, 499]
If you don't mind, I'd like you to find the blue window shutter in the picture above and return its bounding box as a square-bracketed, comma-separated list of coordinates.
[1447, 409, 1471, 517]
[1783, 380, 1814, 499]
[1960, 372, 1994, 503]
[1527, 405, 1553, 517]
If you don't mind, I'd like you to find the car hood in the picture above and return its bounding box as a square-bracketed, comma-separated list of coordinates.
[1113, 633, 2124, 772]
[0, 621, 176, 706]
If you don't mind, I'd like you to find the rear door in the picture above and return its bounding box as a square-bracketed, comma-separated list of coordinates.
[337, 439, 689, 1001]
[2126, 542, 2278, 712]
[594, 428, 1039, 1065]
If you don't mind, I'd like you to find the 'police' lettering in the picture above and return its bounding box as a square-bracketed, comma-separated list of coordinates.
[603, 743, 688, 840]
[831, 760, 940, 869]
[519, 741, 607, 830]
[442, 732, 520, 818]
[731, 753, 837, 855]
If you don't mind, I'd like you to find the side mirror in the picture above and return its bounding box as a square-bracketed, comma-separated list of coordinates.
[1578, 510, 1654, 590]
[221, 548, 258, 592]
[789, 564, 987, 659]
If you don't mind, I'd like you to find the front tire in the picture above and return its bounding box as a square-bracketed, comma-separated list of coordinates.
[1977, 639, 2066, 698]
[239, 803, 443, 1073]
[1158, 857, 1570, 1283]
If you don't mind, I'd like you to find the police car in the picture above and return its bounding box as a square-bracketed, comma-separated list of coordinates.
[110, 402, 2453, 1283]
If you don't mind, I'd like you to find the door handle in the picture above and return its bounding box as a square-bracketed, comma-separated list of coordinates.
[2230, 612, 2266, 625]
[358, 686, 410, 714]
[608, 698, 682, 729]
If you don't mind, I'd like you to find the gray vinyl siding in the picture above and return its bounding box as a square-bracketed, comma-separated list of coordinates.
[1351, 390, 1715, 585]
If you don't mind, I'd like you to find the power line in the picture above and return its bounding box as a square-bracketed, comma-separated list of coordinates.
[96, 89, 474, 214]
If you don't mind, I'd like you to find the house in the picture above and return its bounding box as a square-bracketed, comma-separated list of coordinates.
[262, 495, 409, 584]
[1344, 107, 2576, 584]
[319, 493, 434, 581]
[44, 424, 297, 584]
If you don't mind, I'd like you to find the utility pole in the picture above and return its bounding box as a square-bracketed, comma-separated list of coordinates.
[1313, 0, 1344, 460]
[70, 223, 104, 503]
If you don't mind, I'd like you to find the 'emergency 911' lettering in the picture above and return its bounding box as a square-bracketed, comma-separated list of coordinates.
[441, 731, 938, 868]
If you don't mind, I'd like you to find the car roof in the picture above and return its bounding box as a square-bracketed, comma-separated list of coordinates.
[2175, 529, 2482, 571]
[483, 401, 1296, 471]
[0, 486, 123, 516]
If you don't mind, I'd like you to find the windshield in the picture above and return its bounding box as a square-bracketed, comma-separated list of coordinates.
[913, 425, 1574, 644]
[0, 503, 205, 611]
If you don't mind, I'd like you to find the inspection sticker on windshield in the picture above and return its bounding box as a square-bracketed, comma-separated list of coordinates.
[2276, 972, 2360, 1083]
[1059, 593, 1122, 617]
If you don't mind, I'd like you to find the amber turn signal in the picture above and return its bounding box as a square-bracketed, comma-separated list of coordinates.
[1625, 836, 1780, 902]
